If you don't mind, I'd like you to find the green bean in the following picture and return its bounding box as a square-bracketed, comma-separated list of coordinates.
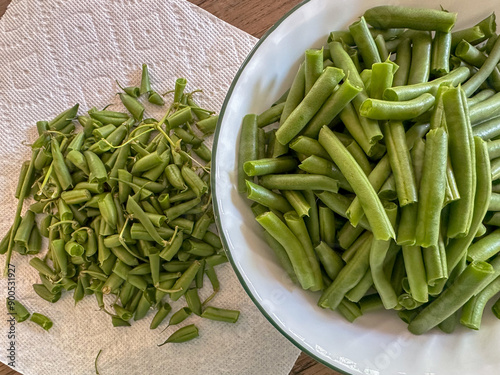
[361, 93, 435, 120]
[304, 48, 323, 94]
[302, 79, 362, 138]
[345, 269, 373, 302]
[318, 233, 372, 309]
[257, 103, 285, 128]
[238, 114, 258, 193]
[490, 192, 500, 211]
[390, 38, 411, 87]
[415, 128, 447, 248]
[402, 245, 428, 303]
[303, 191, 320, 246]
[298, 155, 352, 192]
[473, 116, 500, 141]
[470, 92, 500, 126]
[245, 181, 293, 213]
[463, 37, 500, 97]
[289, 136, 331, 160]
[184, 288, 202, 316]
[316, 191, 370, 231]
[430, 32, 451, 77]
[468, 89, 496, 108]
[256, 211, 314, 290]
[280, 63, 305, 127]
[447, 137, 491, 274]
[243, 157, 297, 177]
[315, 241, 344, 281]
[456, 42, 500, 93]
[384, 66, 470, 101]
[444, 87, 475, 238]
[318, 205, 336, 249]
[284, 211, 323, 291]
[461, 274, 500, 330]
[282, 191, 310, 218]
[342, 231, 371, 263]
[259, 174, 338, 193]
[409, 261, 493, 335]
[383, 121, 418, 206]
[349, 16, 381, 67]
[337, 221, 364, 250]
[407, 31, 432, 84]
[467, 229, 500, 262]
[370, 62, 395, 100]
[347, 155, 391, 225]
[374, 35, 388, 61]
[369, 201, 398, 308]
[262, 231, 298, 284]
[364, 6, 457, 32]
[319, 127, 393, 239]
[276, 67, 345, 145]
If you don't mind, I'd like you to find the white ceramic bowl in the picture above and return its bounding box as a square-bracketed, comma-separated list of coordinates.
[212, 0, 499, 373]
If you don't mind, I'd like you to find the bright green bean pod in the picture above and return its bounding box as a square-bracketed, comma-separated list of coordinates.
[316, 191, 370, 231]
[280, 63, 305, 126]
[444, 87, 475, 238]
[302, 79, 362, 138]
[256, 211, 315, 290]
[238, 114, 258, 193]
[349, 16, 381, 67]
[298, 155, 352, 192]
[246, 180, 293, 213]
[370, 201, 398, 309]
[259, 174, 339, 193]
[257, 103, 285, 128]
[370, 61, 395, 100]
[150, 302, 172, 329]
[360, 93, 435, 120]
[409, 261, 494, 335]
[304, 48, 323, 94]
[469, 92, 500, 125]
[276, 67, 345, 145]
[407, 31, 432, 84]
[318, 233, 372, 309]
[467, 229, 500, 262]
[447, 137, 491, 274]
[430, 31, 451, 77]
[363, 6, 457, 32]
[383, 121, 418, 206]
[384, 66, 470, 101]
[393, 38, 411, 87]
[415, 128, 448, 248]
[284, 211, 323, 291]
[282, 190, 310, 218]
[318, 205, 336, 249]
[303, 190, 320, 246]
[315, 241, 344, 281]
[402, 245, 428, 303]
[243, 157, 297, 177]
[463, 37, 500, 97]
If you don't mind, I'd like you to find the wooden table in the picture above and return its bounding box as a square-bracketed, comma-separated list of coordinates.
[0, 0, 340, 374]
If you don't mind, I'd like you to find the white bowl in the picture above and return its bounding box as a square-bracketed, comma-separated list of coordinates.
[212, 0, 499, 373]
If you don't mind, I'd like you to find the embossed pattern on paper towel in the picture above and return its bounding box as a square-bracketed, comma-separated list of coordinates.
[0, 1, 301, 374]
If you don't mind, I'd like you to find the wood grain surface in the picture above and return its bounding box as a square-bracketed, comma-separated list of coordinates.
[0, 0, 340, 374]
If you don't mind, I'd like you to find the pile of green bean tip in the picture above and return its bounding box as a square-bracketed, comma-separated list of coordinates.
[1, 63, 240, 345]
[238, 5, 500, 335]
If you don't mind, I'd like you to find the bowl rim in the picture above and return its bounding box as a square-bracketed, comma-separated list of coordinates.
[211, 0, 351, 373]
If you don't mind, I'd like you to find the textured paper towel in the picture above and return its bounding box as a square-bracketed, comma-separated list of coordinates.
[0, 0, 301, 374]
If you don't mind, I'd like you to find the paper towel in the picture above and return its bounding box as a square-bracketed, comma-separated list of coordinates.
[0, 0, 301, 374]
